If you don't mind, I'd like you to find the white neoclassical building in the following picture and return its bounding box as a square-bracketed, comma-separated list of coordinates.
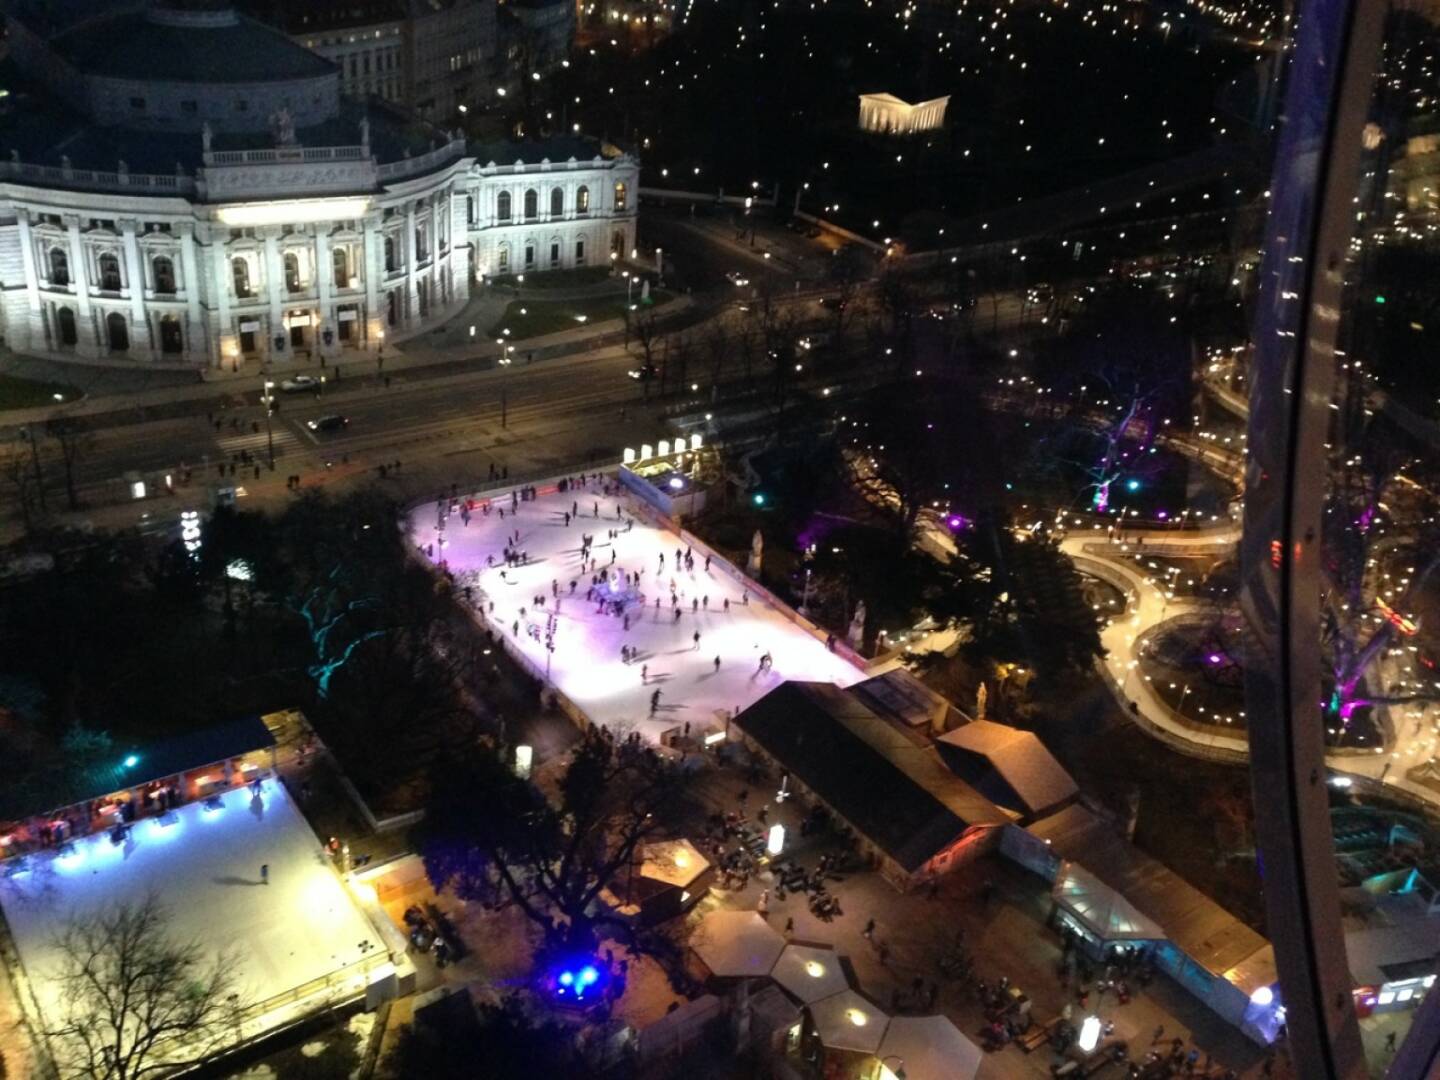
[0, 0, 637, 369]
[857, 92, 951, 136]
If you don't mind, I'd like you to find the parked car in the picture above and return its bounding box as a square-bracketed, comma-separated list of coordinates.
[725, 271, 751, 288]
[818, 296, 848, 312]
[280, 375, 319, 392]
[306, 414, 349, 433]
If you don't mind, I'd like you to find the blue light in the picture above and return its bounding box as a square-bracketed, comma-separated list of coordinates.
[123, 754, 139, 768]
[752, 492, 766, 506]
[1125, 479, 1141, 492]
[579, 965, 599, 986]
[559, 971, 574, 986]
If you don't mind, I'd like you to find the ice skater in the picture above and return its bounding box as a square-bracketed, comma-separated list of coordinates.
[650, 689, 662, 714]
[714, 655, 721, 672]
[260, 864, 269, 885]
[641, 664, 648, 683]
[693, 630, 702, 650]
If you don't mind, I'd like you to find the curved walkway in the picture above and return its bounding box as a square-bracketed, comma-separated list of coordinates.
[1063, 522, 1440, 813]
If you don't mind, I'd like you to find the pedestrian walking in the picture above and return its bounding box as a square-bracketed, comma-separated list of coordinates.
[693, 630, 701, 650]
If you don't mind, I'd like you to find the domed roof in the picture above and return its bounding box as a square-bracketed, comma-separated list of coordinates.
[51, 3, 335, 84]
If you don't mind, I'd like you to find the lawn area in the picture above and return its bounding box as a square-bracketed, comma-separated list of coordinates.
[487, 291, 673, 340]
[0, 372, 81, 410]
[490, 266, 615, 290]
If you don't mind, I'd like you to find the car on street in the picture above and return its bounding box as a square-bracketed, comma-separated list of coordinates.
[628, 363, 658, 382]
[818, 296, 848, 312]
[280, 375, 319, 392]
[797, 331, 831, 352]
[1025, 283, 1054, 307]
[725, 271, 750, 288]
[306, 414, 349, 433]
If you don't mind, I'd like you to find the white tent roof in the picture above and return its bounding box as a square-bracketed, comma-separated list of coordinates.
[808, 989, 890, 1055]
[938, 719, 1078, 816]
[1054, 861, 1166, 942]
[690, 910, 786, 977]
[639, 838, 710, 890]
[770, 942, 851, 1004]
[876, 1015, 984, 1080]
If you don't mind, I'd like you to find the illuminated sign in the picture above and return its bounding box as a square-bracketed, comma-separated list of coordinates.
[216, 197, 372, 227]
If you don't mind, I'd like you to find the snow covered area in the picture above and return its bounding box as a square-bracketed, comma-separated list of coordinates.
[411, 477, 861, 742]
[0, 781, 382, 1025]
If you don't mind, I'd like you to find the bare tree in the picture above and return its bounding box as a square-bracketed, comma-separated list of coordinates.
[704, 317, 731, 395]
[1, 447, 39, 533]
[42, 894, 244, 1080]
[630, 312, 662, 399]
[47, 414, 96, 512]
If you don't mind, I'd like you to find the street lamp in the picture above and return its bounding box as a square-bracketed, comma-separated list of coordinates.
[262, 380, 276, 470]
[497, 342, 514, 427]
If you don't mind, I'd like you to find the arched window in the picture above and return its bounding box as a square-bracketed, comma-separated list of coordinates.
[384, 235, 397, 273]
[613, 182, 627, 212]
[159, 314, 183, 354]
[152, 256, 175, 294]
[49, 248, 70, 287]
[56, 306, 77, 346]
[576, 186, 590, 216]
[496, 243, 510, 273]
[284, 252, 301, 293]
[98, 252, 122, 291]
[523, 189, 538, 220]
[497, 191, 512, 222]
[232, 257, 251, 298]
[106, 311, 129, 352]
[551, 187, 564, 217]
[333, 246, 350, 288]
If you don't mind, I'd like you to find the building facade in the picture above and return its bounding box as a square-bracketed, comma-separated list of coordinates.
[0, 2, 637, 369]
[243, 0, 504, 118]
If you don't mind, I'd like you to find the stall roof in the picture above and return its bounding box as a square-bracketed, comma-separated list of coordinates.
[1026, 804, 1274, 991]
[1055, 861, 1166, 942]
[849, 668, 950, 729]
[1345, 917, 1440, 987]
[770, 943, 851, 1005]
[807, 989, 889, 1055]
[937, 720, 1078, 819]
[0, 715, 276, 823]
[735, 683, 1010, 872]
[639, 839, 710, 890]
[876, 1015, 983, 1080]
[690, 910, 786, 978]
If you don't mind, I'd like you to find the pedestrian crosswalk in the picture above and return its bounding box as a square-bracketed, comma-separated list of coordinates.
[215, 427, 304, 460]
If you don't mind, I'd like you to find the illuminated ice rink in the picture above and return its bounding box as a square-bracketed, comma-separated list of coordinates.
[414, 479, 862, 742]
[0, 781, 381, 1027]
